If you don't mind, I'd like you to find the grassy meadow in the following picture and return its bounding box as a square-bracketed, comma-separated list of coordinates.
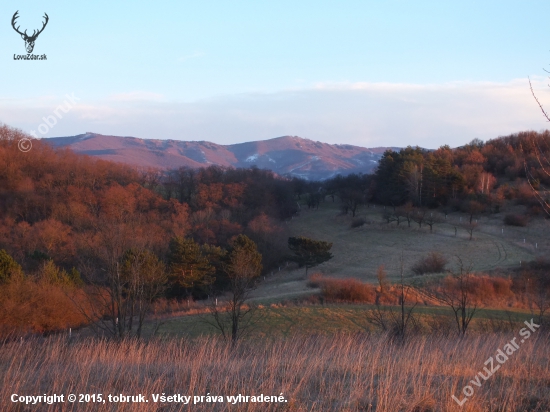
[146, 305, 532, 339]
[3, 200, 550, 411]
[2, 332, 549, 411]
[252, 201, 546, 301]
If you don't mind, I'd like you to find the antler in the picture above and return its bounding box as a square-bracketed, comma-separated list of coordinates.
[29, 13, 49, 39]
[33, 12, 50, 37]
[11, 11, 27, 37]
[11, 11, 49, 40]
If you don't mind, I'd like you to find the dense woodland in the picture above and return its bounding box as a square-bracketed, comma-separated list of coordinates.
[1, 124, 549, 337]
[310, 131, 550, 216]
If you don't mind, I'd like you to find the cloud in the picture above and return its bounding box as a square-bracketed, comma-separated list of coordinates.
[108, 92, 165, 102]
[2, 79, 550, 148]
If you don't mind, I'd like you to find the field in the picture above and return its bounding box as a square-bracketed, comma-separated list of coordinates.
[252, 201, 548, 301]
[146, 305, 532, 339]
[2, 332, 549, 411]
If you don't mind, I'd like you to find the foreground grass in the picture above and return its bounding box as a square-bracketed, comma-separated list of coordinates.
[1, 332, 549, 411]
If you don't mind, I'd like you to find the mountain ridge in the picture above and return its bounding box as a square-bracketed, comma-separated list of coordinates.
[44, 133, 397, 180]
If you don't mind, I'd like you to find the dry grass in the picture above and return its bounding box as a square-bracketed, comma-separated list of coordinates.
[1, 332, 549, 411]
[308, 274, 377, 303]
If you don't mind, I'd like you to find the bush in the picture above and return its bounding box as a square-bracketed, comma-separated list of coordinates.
[319, 277, 376, 303]
[350, 218, 366, 228]
[306, 273, 324, 288]
[0, 277, 92, 338]
[411, 252, 448, 275]
[504, 214, 528, 227]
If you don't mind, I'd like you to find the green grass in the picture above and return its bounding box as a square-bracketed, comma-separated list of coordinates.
[148, 304, 535, 339]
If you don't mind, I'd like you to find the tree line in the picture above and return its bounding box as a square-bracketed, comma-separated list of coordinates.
[293, 130, 550, 220]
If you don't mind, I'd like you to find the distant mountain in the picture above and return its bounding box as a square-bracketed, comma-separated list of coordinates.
[45, 133, 397, 180]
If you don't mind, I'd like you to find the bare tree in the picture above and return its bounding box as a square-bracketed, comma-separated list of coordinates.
[75, 207, 167, 339]
[396, 202, 414, 227]
[367, 254, 417, 341]
[526, 274, 550, 325]
[118, 249, 166, 338]
[424, 212, 442, 233]
[526, 79, 550, 215]
[208, 235, 262, 343]
[425, 258, 478, 337]
[382, 209, 399, 225]
[462, 200, 484, 224]
[460, 221, 478, 241]
[411, 208, 427, 228]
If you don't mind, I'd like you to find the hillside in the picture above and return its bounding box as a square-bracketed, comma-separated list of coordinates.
[44, 133, 395, 180]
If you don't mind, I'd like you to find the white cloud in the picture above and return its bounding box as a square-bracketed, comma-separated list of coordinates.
[108, 92, 165, 102]
[2, 79, 550, 148]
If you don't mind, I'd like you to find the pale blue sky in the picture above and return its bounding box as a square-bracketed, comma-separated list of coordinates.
[2, 0, 550, 148]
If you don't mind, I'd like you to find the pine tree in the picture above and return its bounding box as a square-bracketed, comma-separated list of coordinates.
[288, 237, 333, 276]
[168, 237, 215, 296]
[0, 249, 23, 283]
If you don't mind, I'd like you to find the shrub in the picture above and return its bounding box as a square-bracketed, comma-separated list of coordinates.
[350, 217, 366, 228]
[319, 277, 376, 303]
[411, 252, 448, 275]
[504, 214, 528, 227]
[0, 277, 91, 338]
[306, 273, 324, 288]
[437, 274, 516, 306]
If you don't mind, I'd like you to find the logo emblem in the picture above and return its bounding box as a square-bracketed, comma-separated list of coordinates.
[11, 11, 49, 54]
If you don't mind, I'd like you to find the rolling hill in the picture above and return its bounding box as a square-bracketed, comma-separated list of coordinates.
[45, 133, 395, 180]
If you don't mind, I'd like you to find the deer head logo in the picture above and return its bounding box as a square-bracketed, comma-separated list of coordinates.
[11, 11, 49, 54]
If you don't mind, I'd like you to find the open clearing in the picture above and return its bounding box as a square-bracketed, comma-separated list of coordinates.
[252, 202, 548, 302]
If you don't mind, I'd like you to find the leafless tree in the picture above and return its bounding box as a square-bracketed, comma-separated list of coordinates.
[526, 275, 550, 326]
[208, 235, 262, 343]
[367, 253, 417, 341]
[382, 210, 399, 224]
[460, 221, 478, 241]
[527, 79, 550, 216]
[396, 202, 414, 227]
[424, 212, 442, 233]
[424, 258, 478, 337]
[118, 249, 167, 338]
[411, 208, 427, 228]
[75, 211, 167, 339]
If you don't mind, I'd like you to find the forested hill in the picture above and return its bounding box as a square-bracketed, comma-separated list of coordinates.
[313, 131, 550, 217]
[0, 124, 296, 277]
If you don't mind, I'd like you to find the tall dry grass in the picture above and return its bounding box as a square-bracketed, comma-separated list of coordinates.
[1, 332, 549, 411]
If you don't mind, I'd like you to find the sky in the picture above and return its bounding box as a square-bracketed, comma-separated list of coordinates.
[2, 0, 550, 148]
